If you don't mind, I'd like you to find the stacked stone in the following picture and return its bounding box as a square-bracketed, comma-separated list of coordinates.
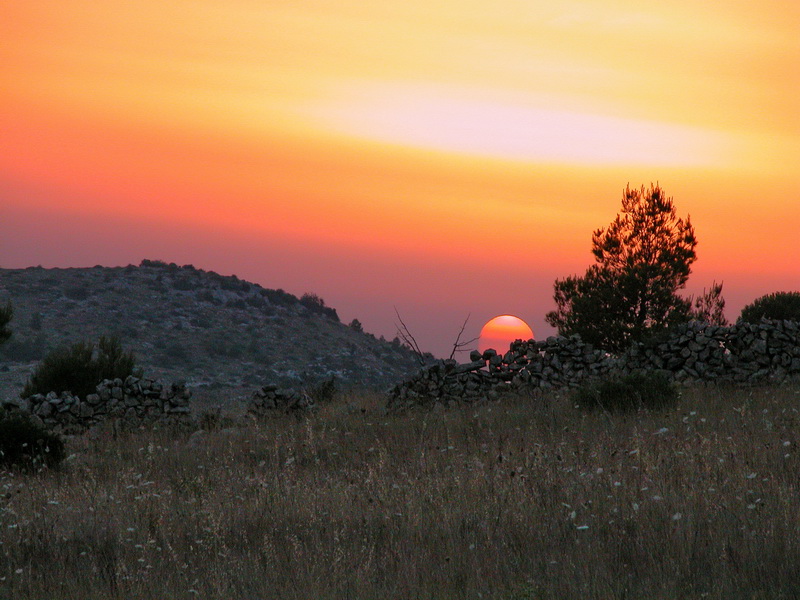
[248, 384, 314, 417]
[504, 337, 611, 389]
[619, 322, 729, 381]
[612, 321, 800, 384]
[386, 353, 504, 411]
[388, 319, 800, 410]
[4, 376, 192, 434]
[720, 320, 800, 383]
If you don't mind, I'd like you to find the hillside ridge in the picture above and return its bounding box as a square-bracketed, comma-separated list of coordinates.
[0, 260, 426, 406]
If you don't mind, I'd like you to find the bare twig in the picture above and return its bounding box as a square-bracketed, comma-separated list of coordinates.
[394, 307, 426, 365]
[449, 313, 478, 360]
[395, 308, 478, 364]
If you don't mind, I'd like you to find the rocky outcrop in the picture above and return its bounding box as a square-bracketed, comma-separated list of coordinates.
[387, 320, 800, 410]
[2, 376, 192, 434]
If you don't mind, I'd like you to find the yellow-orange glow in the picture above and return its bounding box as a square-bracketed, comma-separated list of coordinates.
[478, 316, 535, 355]
[1, 0, 798, 358]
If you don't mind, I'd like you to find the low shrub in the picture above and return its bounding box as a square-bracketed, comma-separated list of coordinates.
[573, 370, 678, 412]
[0, 412, 65, 470]
[300, 293, 340, 322]
[739, 291, 800, 323]
[263, 288, 298, 307]
[21, 336, 140, 400]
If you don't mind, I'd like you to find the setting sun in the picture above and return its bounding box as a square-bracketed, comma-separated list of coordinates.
[478, 315, 534, 355]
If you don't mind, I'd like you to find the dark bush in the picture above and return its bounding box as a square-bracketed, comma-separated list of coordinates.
[140, 259, 169, 268]
[739, 291, 800, 323]
[95, 336, 139, 382]
[219, 276, 246, 292]
[300, 292, 324, 309]
[264, 288, 298, 307]
[300, 293, 340, 322]
[0, 412, 65, 470]
[573, 370, 678, 412]
[21, 336, 140, 400]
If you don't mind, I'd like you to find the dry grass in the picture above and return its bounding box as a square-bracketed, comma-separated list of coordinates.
[2, 384, 800, 599]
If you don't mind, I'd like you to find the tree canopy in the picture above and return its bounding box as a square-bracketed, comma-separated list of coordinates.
[546, 184, 697, 352]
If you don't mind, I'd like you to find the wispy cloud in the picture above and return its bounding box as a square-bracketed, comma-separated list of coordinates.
[306, 82, 740, 167]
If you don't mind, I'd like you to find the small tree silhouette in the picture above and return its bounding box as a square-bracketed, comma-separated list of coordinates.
[546, 184, 697, 352]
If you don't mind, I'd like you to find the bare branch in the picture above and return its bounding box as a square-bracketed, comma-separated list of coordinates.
[448, 313, 478, 360]
[394, 307, 426, 365]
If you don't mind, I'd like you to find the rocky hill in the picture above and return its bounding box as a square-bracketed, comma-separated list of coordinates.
[0, 260, 428, 407]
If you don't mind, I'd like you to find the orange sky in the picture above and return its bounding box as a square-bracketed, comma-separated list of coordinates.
[1, 0, 798, 357]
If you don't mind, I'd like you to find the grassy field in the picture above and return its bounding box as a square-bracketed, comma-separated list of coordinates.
[2, 384, 800, 599]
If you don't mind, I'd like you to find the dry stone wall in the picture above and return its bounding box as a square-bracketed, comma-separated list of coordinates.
[248, 384, 314, 417]
[3, 376, 193, 434]
[388, 320, 800, 410]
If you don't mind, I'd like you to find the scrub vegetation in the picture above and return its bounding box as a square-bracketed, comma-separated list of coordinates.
[739, 291, 800, 324]
[572, 370, 679, 413]
[2, 384, 800, 599]
[21, 336, 139, 400]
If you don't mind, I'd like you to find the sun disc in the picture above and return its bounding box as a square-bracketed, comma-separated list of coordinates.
[478, 315, 534, 354]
